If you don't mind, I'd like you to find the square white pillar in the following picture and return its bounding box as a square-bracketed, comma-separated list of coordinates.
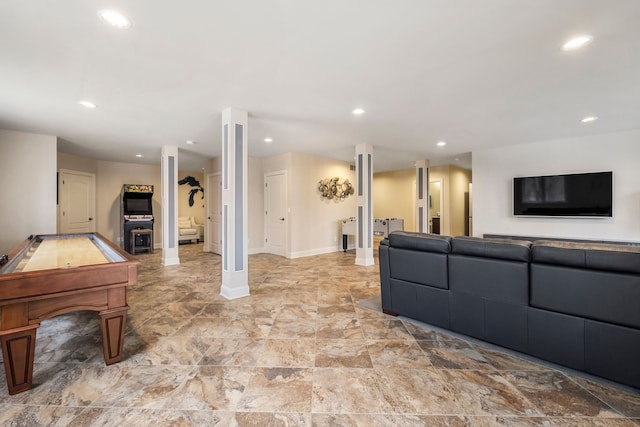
[415, 160, 430, 233]
[161, 145, 180, 266]
[355, 144, 374, 266]
[220, 107, 250, 299]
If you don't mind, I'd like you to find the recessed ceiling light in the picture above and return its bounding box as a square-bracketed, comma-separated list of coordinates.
[352, 108, 365, 115]
[98, 9, 131, 29]
[78, 100, 96, 109]
[185, 140, 196, 145]
[135, 154, 144, 158]
[437, 141, 447, 147]
[581, 116, 598, 123]
[561, 35, 593, 51]
[264, 137, 273, 143]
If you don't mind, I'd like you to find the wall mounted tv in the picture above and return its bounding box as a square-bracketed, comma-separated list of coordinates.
[513, 171, 613, 217]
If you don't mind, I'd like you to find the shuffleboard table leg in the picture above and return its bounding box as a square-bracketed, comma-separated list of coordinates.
[0, 324, 39, 395]
[98, 307, 128, 365]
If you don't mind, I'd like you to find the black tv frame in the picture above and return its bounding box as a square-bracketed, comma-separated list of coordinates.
[513, 171, 613, 218]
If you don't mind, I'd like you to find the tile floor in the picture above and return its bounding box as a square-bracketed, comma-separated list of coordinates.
[1, 243, 639, 426]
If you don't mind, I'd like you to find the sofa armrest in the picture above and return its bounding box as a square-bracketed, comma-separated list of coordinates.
[378, 242, 392, 312]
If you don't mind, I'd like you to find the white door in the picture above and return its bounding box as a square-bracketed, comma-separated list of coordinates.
[59, 169, 96, 234]
[206, 173, 222, 254]
[264, 171, 287, 256]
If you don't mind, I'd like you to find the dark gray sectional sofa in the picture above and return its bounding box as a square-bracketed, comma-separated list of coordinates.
[379, 231, 640, 389]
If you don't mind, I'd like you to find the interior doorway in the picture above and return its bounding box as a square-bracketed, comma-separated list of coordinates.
[429, 180, 442, 234]
[58, 169, 96, 234]
[264, 171, 287, 257]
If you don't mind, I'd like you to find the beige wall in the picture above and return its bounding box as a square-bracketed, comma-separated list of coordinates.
[429, 165, 472, 236]
[0, 129, 57, 254]
[204, 155, 264, 253]
[473, 129, 640, 242]
[289, 153, 356, 257]
[262, 153, 356, 257]
[177, 171, 205, 225]
[262, 153, 293, 254]
[50, 148, 476, 260]
[373, 168, 415, 232]
[96, 160, 162, 247]
[57, 154, 216, 249]
[449, 166, 472, 237]
[247, 156, 264, 253]
[262, 152, 293, 175]
[58, 151, 98, 175]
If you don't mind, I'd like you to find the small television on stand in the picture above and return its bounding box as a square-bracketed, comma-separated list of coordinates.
[513, 171, 613, 218]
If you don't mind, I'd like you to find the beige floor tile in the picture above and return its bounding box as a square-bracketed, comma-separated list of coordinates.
[199, 338, 265, 367]
[258, 339, 316, 368]
[366, 339, 432, 369]
[360, 318, 415, 340]
[237, 367, 314, 412]
[502, 370, 625, 417]
[316, 317, 364, 340]
[315, 339, 373, 368]
[2, 243, 638, 426]
[417, 339, 494, 370]
[269, 318, 317, 339]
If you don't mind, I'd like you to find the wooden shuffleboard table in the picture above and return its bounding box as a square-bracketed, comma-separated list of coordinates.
[0, 233, 138, 395]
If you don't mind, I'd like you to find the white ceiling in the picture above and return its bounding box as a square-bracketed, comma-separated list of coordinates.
[1, 1, 639, 172]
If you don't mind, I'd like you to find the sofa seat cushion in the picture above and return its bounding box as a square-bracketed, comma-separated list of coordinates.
[388, 231, 451, 253]
[451, 236, 531, 262]
[179, 228, 197, 236]
[531, 240, 640, 274]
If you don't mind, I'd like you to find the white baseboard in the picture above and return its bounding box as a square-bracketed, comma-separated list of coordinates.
[288, 245, 343, 259]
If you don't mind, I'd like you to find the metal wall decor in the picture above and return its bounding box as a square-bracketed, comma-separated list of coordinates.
[178, 176, 204, 207]
[318, 177, 354, 200]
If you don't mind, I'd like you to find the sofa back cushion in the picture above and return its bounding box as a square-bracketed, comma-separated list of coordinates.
[531, 240, 640, 329]
[531, 240, 640, 274]
[448, 237, 530, 304]
[389, 249, 449, 289]
[448, 256, 529, 303]
[388, 231, 451, 253]
[530, 264, 640, 329]
[451, 236, 531, 262]
[387, 232, 451, 289]
[178, 217, 192, 228]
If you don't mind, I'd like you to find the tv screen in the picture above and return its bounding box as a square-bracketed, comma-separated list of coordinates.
[513, 171, 613, 217]
[124, 197, 152, 215]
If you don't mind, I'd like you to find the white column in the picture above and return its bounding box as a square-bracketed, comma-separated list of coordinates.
[355, 144, 374, 266]
[415, 160, 430, 233]
[220, 107, 250, 299]
[161, 145, 180, 265]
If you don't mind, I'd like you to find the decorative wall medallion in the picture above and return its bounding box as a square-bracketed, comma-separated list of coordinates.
[318, 177, 354, 200]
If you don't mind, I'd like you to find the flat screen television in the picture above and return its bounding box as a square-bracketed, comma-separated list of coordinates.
[123, 196, 153, 215]
[513, 171, 613, 217]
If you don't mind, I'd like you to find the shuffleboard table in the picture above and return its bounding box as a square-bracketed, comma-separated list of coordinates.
[0, 233, 138, 395]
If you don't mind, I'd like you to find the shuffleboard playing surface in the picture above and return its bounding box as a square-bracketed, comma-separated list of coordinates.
[21, 237, 110, 272]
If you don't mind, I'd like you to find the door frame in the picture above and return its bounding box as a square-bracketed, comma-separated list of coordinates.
[263, 170, 288, 257]
[58, 168, 96, 234]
